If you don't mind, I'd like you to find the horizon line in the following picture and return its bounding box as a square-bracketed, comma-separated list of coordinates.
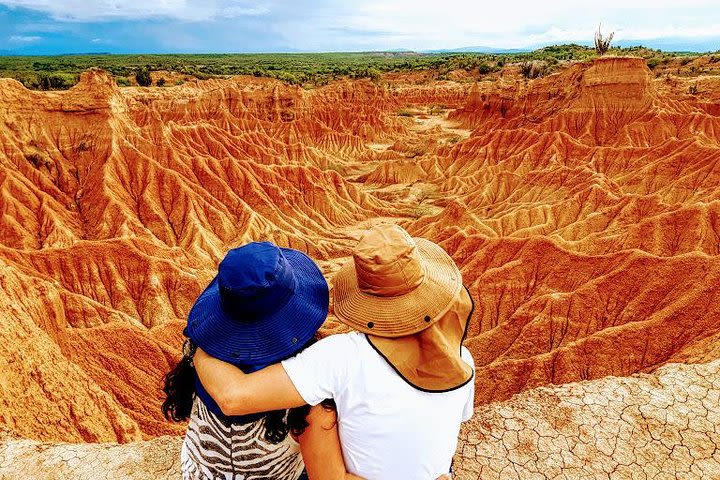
[2, 43, 719, 57]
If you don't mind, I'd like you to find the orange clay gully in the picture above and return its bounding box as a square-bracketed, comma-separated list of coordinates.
[1, 57, 720, 478]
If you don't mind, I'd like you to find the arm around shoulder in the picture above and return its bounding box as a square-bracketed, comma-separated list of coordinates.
[281, 333, 357, 407]
[193, 348, 306, 415]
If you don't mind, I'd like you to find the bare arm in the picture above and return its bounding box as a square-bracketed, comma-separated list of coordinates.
[296, 405, 365, 480]
[193, 348, 306, 415]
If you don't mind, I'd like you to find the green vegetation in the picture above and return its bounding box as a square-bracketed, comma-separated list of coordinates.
[135, 66, 152, 86]
[478, 62, 492, 74]
[0, 45, 716, 91]
[6, 70, 78, 90]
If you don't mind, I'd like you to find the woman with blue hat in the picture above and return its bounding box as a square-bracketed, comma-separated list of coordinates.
[162, 241, 361, 480]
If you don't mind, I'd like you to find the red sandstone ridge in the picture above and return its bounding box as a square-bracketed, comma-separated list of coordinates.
[403, 57, 720, 404]
[0, 70, 406, 442]
[0, 58, 719, 443]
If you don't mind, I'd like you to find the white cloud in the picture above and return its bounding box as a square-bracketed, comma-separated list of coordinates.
[8, 34, 41, 42]
[2, 0, 719, 51]
[222, 5, 271, 18]
[0, 0, 272, 21]
[272, 0, 720, 50]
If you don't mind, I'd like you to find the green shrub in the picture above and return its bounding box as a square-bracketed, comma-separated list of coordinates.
[14, 73, 40, 89]
[157, 77, 166, 86]
[115, 77, 131, 87]
[274, 70, 301, 85]
[37, 73, 76, 90]
[478, 63, 492, 74]
[351, 67, 381, 81]
[646, 58, 661, 69]
[135, 67, 152, 87]
[366, 67, 381, 81]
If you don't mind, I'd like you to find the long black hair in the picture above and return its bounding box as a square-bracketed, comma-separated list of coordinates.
[162, 334, 333, 443]
[162, 335, 197, 422]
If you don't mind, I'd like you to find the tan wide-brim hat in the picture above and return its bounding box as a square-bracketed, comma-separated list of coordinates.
[333, 224, 463, 337]
[368, 286, 474, 392]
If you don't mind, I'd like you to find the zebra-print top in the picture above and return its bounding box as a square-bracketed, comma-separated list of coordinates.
[181, 397, 305, 480]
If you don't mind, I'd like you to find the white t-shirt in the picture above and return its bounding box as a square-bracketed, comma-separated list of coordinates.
[281, 332, 475, 480]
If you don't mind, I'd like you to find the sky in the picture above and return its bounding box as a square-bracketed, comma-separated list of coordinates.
[1, 0, 719, 54]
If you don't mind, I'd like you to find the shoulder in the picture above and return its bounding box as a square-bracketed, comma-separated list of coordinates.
[460, 346, 475, 370]
[280, 333, 362, 404]
[282, 332, 363, 367]
[313, 332, 365, 353]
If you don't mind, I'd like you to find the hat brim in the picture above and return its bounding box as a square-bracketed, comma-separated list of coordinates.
[186, 248, 329, 368]
[333, 238, 462, 337]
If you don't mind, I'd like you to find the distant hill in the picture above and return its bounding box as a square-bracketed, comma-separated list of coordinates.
[422, 38, 719, 55]
[613, 38, 719, 53]
[423, 46, 530, 54]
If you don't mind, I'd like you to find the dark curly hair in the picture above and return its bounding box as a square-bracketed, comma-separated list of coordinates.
[287, 398, 337, 438]
[162, 333, 333, 443]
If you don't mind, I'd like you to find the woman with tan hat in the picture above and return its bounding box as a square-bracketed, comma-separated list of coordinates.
[194, 224, 475, 479]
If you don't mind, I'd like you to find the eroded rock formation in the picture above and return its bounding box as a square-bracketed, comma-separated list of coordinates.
[0, 57, 718, 452]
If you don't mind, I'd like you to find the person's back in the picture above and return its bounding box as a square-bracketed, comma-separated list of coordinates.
[181, 397, 304, 480]
[162, 241, 331, 480]
[283, 332, 474, 479]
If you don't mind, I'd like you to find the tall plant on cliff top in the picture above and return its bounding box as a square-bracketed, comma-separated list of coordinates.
[595, 24, 614, 56]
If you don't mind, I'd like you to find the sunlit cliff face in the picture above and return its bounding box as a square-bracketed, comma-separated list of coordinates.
[0, 57, 718, 443]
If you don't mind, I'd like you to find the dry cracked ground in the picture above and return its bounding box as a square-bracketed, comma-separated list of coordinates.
[2, 360, 719, 480]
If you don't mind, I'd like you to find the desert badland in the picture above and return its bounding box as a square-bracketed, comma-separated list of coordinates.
[0, 55, 719, 478]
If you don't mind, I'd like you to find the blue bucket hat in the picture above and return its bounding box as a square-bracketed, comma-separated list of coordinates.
[186, 242, 328, 370]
